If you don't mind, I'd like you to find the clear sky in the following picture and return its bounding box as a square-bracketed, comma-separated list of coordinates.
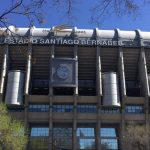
[1, 0, 150, 31]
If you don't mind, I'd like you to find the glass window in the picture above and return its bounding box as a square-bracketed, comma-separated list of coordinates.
[77, 128, 95, 137]
[100, 128, 118, 150]
[125, 105, 144, 114]
[31, 127, 49, 137]
[79, 139, 95, 149]
[101, 139, 118, 150]
[101, 128, 117, 137]
[101, 107, 120, 114]
[77, 127, 95, 149]
[53, 104, 73, 112]
[53, 128, 72, 150]
[29, 104, 49, 112]
[77, 105, 97, 113]
[8, 107, 24, 112]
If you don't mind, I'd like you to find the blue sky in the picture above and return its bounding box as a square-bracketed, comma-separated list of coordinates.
[1, 0, 150, 31]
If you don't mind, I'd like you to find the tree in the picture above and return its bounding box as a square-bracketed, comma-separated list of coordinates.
[0, 103, 28, 150]
[0, 0, 150, 27]
[122, 123, 149, 150]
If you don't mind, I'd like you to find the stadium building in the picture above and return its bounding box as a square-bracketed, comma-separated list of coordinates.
[0, 26, 150, 150]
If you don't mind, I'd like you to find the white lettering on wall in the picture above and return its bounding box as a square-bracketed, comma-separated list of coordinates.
[1, 37, 123, 46]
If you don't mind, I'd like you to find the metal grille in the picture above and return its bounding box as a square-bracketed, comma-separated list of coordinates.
[32, 46, 50, 80]
[9, 45, 27, 71]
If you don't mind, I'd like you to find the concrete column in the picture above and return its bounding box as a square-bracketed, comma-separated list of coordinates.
[139, 48, 150, 150]
[23, 45, 32, 150]
[119, 119, 125, 150]
[49, 96, 53, 150]
[0, 44, 9, 101]
[24, 44, 32, 95]
[49, 44, 54, 95]
[73, 45, 78, 150]
[49, 44, 54, 150]
[96, 46, 102, 97]
[96, 46, 102, 150]
[0, 95, 2, 102]
[74, 45, 78, 95]
[139, 48, 149, 97]
[73, 95, 77, 150]
[73, 116, 77, 150]
[118, 47, 126, 150]
[24, 44, 32, 150]
[145, 99, 150, 150]
[24, 95, 30, 130]
[118, 47, 126, 97]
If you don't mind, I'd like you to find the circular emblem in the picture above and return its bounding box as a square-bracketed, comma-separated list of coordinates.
[57, 65, 70, 79]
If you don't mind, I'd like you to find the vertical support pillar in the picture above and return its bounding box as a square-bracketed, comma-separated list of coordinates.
[139, 48, 149, 97]
[139, 48, 150, 150]
[96, 46, 102, 150]
[96, 46, 102, 97]
[118, 47, 126, 97]
[24, 27, 34, 150]
[0, 27, 15, 102]
[0, 44, 9, 102]
[24, 44, 32, 95]
[115, 28, 126, 150]
[49, 44, 54, 150]
[73, 44, 78, 150]
[118, 47, 126, 150]
[136, 28, 150, 150]
[24, 43, 32, 128]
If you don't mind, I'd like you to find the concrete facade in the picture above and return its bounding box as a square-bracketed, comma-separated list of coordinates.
[0, 26, 150, 150]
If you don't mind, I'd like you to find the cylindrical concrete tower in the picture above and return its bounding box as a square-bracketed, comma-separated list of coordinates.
[5, 70, 24, 105]
[103, 72, 120, 106]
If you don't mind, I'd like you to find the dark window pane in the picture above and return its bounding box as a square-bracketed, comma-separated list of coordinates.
[31, 127, 49, 137]
[77, 105, 97, 113]
[53, 128, 72, 150]
[101, 107, 120, 114]
[53, 104, 73, 112]
[125, 105, 144, 114]
[8, 107, 24, 112]
[28, 104, 49, 112]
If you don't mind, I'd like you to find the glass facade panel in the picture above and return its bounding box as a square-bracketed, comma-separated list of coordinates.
[77, 128, 95, 137]
[125, 105, 144, 114]
[101, 139, 118, 150]
[29, 104, 49, 112]
[79, 139, 95, 149]
[53, 104, 73, 112]
[77, 127, 95, 149]
[101, 128, 116, 137]
[101, 107, 120, 114]
[8, 107, 24, 112]
[77, 105, 97, 113]
[100, 128, 118, 150]
[53, 128, 72, 150]
[31, 127, 49, 137]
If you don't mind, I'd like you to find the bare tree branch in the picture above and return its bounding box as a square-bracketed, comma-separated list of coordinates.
[0, 0, 149, 27]
[0, 0, 23, 20]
